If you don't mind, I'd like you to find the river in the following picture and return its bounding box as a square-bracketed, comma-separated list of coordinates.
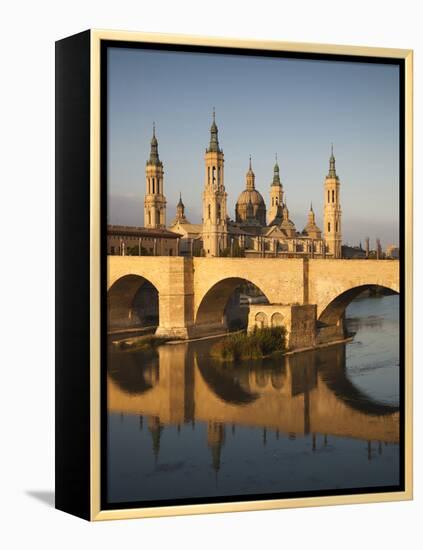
[106, 293, 400, 505]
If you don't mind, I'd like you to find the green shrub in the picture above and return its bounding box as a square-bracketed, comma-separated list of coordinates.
[211, 326, 285, 362]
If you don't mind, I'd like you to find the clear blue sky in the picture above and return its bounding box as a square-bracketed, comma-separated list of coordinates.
[107, 46, 400, 247]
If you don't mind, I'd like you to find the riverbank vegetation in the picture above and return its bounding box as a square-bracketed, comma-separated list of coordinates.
[211, 327, 286, 362]
[114, 334, 171, 351]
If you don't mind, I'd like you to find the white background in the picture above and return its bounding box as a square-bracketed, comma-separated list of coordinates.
[0, 1, 421, 548]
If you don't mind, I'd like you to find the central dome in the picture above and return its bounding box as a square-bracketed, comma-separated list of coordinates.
[235, 158, 267, 227]
[236, 188, 265, 206]
[235, 189, 266, 226]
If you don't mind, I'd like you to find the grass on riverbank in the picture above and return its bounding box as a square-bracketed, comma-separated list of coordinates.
[211, 326, 286, 362]
[114, 335, 171, 351]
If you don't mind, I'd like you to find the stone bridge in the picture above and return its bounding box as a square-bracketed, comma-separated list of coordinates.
[107, 256, 399, 347]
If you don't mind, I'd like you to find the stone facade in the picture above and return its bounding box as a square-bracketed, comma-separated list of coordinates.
[107, 225, 180, 257]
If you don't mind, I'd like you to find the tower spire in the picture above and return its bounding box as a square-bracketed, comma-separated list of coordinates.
[308, 202, 316, 223]
[149, 122, 160, 165]
[328, 143, 337, 178]
[324, 144, 342, 257]
[207, 108, 220, 152]
[246, 156, 255, 190]
[203, 108, 227, 256]
[145, 123, 166, 228]
[272, 155, 281, 186]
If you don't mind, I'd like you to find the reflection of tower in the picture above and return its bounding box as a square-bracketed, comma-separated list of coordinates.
[144, 124, 166, 228]
[207, 421, 226, 473]
[202, 110, 228, 257]
[268, 155, 284, 224]
[323, 146, 342, 258]
[148, 416, 164, 463]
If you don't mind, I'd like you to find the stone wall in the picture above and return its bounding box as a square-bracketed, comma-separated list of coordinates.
[248, 303, 317, 351]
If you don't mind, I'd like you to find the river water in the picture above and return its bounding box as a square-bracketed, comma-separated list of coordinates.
[106, 294, 400, 505]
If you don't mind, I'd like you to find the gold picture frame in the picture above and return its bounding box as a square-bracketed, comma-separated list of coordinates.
[55, 29, 413, 521]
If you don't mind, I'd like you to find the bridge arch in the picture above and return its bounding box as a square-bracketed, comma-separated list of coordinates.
[108, 274, 159, 332]
[318, 284, 399, 326]
[194, 277, 270, 332]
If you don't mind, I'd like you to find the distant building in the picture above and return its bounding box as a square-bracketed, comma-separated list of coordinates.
[107, 225, 181, 256]
[386, 244, 400, 259]
[342, 244, 367, 259]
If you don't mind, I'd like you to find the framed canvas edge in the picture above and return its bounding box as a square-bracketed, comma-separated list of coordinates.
[88, 29, 413, 521]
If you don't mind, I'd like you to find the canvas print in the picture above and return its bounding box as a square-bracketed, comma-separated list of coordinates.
[104, 44, 402, 508]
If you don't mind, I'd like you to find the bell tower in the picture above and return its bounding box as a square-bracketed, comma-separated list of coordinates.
[323, 145, 342, 258]
[144, 123, 166, 228]
[202, 109, 228, 256]
[268, 154, 284, 224]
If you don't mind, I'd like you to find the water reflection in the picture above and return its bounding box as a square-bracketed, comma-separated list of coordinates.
[107, 295, 400, 503]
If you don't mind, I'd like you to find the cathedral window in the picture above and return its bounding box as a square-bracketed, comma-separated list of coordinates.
[332, 190, 335, 202]
[148, 210, 151, 225]
[327, 190, 330, 203]
[328, 222, 331, 232]
[208, 204, 211, 219]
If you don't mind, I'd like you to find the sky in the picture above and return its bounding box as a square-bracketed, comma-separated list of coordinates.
[107, 46, 400, 247]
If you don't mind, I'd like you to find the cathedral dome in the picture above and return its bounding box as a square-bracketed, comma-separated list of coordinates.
[236, 188, 266, 207]
[235, 189, 266, 227]
[235, 157, 267, 227]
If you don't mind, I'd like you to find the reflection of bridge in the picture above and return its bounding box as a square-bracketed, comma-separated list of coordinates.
[107, 342, 400, 452]
[108, 257, 399, 347]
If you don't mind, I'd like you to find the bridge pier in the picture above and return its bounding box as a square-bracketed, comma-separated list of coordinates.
[155, 259, 195, 339]
[248, 304, 317, 351]
[316, 315, 346, 345]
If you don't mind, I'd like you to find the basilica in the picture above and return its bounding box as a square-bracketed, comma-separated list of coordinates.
[143, 113, 342, 259]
